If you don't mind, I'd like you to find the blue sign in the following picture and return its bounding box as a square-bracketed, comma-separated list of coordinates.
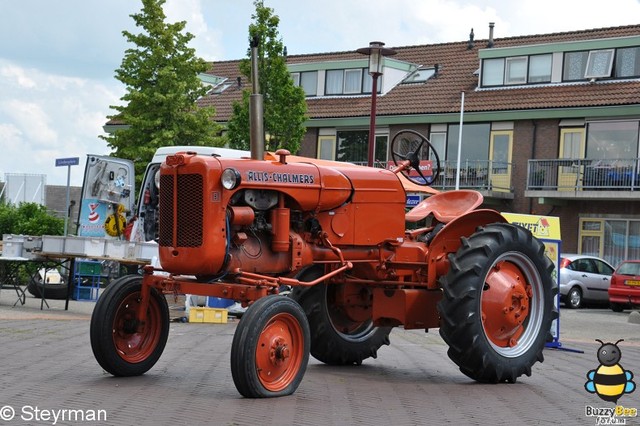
[55, 157, 80, 167]
[406, 195, 421, 207]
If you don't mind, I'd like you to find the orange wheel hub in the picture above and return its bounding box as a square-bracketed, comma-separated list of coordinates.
[255, 312, 304, 392]
[481, 261, 531, 348]
[112, 292, 162, 363]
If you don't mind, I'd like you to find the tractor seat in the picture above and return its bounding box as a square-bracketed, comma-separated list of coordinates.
[405, 190, 484, 224]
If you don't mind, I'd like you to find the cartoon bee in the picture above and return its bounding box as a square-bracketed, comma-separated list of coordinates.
[585, 339, 636, 403]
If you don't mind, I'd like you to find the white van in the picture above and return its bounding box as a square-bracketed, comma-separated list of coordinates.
[78, 146, 249, 248]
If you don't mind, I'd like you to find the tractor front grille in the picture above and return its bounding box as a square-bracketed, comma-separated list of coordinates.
[158, 173, 203, 247]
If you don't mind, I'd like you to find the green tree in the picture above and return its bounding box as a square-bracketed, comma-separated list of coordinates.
[0, 202, 64, 237]
[101, 0, 223, 181]
[226, 0, 307, 153]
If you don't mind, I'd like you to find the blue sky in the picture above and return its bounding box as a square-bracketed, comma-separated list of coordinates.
[1, 0, 639, 186]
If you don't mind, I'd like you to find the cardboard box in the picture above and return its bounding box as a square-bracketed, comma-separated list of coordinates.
[188, 307, 228, 324]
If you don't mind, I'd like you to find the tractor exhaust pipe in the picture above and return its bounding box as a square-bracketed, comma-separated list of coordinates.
[249, 36, 265, 160]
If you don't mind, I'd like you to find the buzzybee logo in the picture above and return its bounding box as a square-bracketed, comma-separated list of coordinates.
[585, 339, 635, 403]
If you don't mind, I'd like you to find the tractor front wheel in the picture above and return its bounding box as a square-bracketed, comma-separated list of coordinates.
[438, 223, 557, 383]
[231, 295, 310, 398]
[90, 275, 169, 376]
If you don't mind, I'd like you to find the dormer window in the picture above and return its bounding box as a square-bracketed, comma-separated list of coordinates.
[481, 54, 552, 87]
[292, 71, 318, 96]
[505, 57, 527, 84]
[402, 67, 436, 84]
[584, 49, 614, 79]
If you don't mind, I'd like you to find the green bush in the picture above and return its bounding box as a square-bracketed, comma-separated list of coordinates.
[0, 202, 64, 237]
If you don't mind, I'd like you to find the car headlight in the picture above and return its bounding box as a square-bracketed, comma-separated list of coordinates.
[221, 168, 241, 190]
[154, 169, 161, 189]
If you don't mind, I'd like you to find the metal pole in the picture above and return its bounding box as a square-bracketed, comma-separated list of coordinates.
[367, 74, 379, 167]
[249, 36, 264, 161]
[455, 91, 465, 190]
[64, 165, 71, 235]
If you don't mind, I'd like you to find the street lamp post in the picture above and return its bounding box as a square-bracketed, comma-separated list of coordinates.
[357, 41, 396, 167]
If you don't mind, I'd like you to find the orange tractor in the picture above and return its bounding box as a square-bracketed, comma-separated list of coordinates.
[90, 130, 557, 398]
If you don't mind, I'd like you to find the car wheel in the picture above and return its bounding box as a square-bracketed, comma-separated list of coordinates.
[610, 303, 625, 313]
[566, 287, 583, 309]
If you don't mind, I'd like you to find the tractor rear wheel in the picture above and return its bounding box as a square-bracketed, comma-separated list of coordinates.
[438, 223, 557, 383]
[90, 275, 169, 376]
[290, 266, 392, 366]
[231, 295, 310, 398]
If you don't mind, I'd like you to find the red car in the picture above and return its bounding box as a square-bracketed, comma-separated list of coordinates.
[609, 260, 640, 312]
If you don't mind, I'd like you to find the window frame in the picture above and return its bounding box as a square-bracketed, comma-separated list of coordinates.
[505, 56, 528, 85]
[584, 49, 615, 79]
[343, 69, 363, 94]
[527, 54, 552, 84]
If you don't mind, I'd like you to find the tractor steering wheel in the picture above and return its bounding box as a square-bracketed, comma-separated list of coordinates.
[390, 130, 441, 186]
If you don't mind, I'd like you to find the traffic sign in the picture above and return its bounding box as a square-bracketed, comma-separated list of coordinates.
[55, 157, 80, 167]
[406, 194, 421, 207]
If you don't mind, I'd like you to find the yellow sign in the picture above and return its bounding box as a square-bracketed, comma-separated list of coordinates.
[501, 213, 561, 240]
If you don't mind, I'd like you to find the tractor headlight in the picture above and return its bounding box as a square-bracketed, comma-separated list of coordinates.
[221, 168, 241, 190]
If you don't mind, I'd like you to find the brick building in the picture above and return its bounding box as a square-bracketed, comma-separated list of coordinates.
[105, 24, 640, 266]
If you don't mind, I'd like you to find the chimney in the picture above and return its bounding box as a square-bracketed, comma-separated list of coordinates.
[488, 22, 495, 48]
[467, 28, 475, 50]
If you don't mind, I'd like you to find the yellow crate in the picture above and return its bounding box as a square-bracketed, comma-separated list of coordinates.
[188, 307, 228, 324]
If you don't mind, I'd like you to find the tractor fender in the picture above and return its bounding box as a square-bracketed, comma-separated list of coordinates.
[425, 209, 507, 288]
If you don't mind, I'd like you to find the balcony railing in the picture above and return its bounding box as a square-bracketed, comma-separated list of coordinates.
[527, 158, 640, 191]
[355, 159, 512, 192]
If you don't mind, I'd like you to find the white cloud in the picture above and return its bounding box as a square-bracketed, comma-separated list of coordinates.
[164, 0, 226, 60]
[0, 60, 118, 186]
[0, 64, 36, 89]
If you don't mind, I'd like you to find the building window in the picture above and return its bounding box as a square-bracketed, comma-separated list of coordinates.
[481, 54, 551, 86]
[446, 123, 491, 162]
[586, 121, 640, 159]
[336, 130, 369, 163]
[325, 70, 343, 95]
[292, 71, 318, 96]
[580, 218, 640, 266]
[402, 67, 436, 84]
[300, 72, 317, 96]
[428, 132, 447, 161]
[585, 49, 614, 79]
[563, 51, 588, 81]
[344, 69, 362, 94]
[528, 54, 552, 83]
[505, 57, 527, 84]
[615, 46, 640, 78]
[325, 68, 377, 95]
[481, 58, 504, 86]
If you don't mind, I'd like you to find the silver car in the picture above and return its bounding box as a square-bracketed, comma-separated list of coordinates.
[559, 254, 614, 308]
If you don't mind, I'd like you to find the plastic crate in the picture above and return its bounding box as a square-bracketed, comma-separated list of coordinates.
[73, 286, 99, 301]
[104, 240, 136, 259]
[75, 260, 102, 276]
[206, 297, 235, 308]
[1, 241, 23, 258]
[188, 307, 228, 324]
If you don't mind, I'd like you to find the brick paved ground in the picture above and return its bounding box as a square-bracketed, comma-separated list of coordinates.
[0, 288, 638, 425]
